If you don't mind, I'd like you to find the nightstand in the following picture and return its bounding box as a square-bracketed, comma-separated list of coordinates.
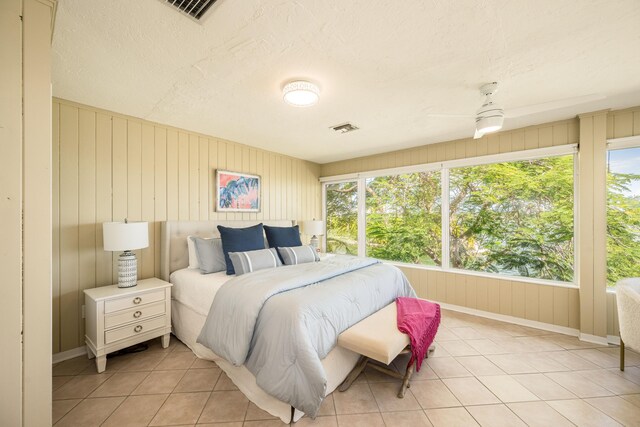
[84, 278, 172, 373]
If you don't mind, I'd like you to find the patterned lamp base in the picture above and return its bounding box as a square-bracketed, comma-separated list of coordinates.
[118, 250, 138, 288]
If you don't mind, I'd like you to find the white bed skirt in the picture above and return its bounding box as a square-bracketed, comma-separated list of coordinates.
[171, 299, 360, 423]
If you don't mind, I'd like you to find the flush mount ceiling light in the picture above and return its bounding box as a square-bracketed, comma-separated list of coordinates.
[283, 80, 320, 107]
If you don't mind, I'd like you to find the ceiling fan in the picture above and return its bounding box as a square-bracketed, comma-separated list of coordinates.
[427, 82, 605, 139]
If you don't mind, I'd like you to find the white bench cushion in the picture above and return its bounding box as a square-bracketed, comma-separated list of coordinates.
[338, 303, 409, 365]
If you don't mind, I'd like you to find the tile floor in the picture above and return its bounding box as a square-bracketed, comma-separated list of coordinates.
[53, 309, 640, 426]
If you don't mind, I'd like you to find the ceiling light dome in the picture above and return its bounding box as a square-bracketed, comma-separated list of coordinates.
[283, 80, 320, 107]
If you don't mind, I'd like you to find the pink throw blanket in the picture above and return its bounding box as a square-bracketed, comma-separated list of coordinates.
[396, 297, 441, 371]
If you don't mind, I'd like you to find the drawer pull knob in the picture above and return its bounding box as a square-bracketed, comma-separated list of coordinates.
[133, 311, 142, 318]
[133, 297, 142, 305]
[134, 325, 143, 333]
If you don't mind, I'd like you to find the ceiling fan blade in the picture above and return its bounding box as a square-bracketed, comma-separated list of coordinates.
[504, 94, 606, 118]
[426, 113, 475, 119]
[473, 129, 484, 139]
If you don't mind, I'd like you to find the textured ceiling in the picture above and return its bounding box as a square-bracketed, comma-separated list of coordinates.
[52, 0, 640, 163]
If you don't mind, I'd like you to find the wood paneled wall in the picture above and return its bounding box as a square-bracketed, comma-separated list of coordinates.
[321, 119, 582, 331]
[52, 98, 321, 353]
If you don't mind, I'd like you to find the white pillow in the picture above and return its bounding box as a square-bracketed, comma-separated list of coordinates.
[187, 235, 213, 269]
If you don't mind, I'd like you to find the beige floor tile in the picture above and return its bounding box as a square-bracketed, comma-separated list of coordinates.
[197, 423, 243, 427]
[369, 382, 421, 411]
[477, 375, 539, 403]
[599, 347, 640, 365]
[53, 373, 112, 400]
[438, 340, 481, 357]
[214, 372, 240, 391]
[191, 357, 218, 369]
[442, 377, 500, 405]
[131, 369, 186, 395]
[117, 351, 167, 372]
[102, 394, 168, 427]
[333, 383, 379, 414]
[545, 334, 607, 350]
[364, 365, 401, 383]
[198, 390, 249, 423]
[465, 339, 508, 355]
[89, 371, 149, 397]
[515, 336, 564, 352]
[52, 399, 81, 424]
[491, 338, 531, 353]
[449, 327, 485, 340]
[434, 328, 463, 342]
[425, 357, 472, 378]
[317, 393, 336, 416]
[429, 345, 452, 358]
[171, 340, 192, 352]
[551, 350, 601, 371]
[173, 368, 221, 393]
[425, 407, 479, 427]
[466, 404, 527, 427]
[571, 349, 620, 368]
[577, 369, 640, 395]
[155, 351, 196, 370]
[612, 366, 640, 385]
[585, 396, 640, 426]
[243, 420, 284, 427]
[511, 373, 576, 400]
[52, 376, 74, 392]
[620, 393, 640, 408]
[381, 410, 433, 427]
[392, 353, 438, 380]
[79, 353, 137, 375]
[293, 416, 338, 426]
[148, 391, 209, 426]
[337, 412, 385, 427]
[486, 354, 538, 374]
[547, 399, 622, 427]
[54, 396, 125, 427]
[519, 352, 571, 372]
[545, 371, 615, 398]
[245, 402, 278, 420]
[52, 356, 92, 376]
[507, 401, 575, 427]
[456, 356, 505, 376]
[410, 379, 461, 409]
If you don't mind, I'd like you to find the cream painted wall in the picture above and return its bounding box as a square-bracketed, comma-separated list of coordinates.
[321, 108, 640, 338]
[1, 0, 55, 425]
[52, 98, 322, 354]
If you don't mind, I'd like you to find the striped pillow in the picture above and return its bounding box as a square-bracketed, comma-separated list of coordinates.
[228, 248, 282, 276]
[277, 245, 320, 265]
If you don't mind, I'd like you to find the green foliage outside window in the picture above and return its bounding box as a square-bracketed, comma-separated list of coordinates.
[326, 182, 358, 254]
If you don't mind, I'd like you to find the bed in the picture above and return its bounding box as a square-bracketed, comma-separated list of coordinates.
[160, 220, 361, 423]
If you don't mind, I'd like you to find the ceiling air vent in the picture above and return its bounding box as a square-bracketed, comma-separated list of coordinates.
[331, 123, 359, 134]
[162, 0, 218, 21]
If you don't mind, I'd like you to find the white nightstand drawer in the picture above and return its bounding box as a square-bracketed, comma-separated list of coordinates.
[105, 315, 166, 344]
[104, 301, 165, 329]
[104, 288, 165, 314]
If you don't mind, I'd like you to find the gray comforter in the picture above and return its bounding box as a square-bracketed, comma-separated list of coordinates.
[196, 255, 416, 417]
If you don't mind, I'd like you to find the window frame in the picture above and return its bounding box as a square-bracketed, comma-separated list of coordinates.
[322, 144, 579, 288]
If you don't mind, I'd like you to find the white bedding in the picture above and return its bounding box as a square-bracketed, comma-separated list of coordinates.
[169, 267, 360, 423]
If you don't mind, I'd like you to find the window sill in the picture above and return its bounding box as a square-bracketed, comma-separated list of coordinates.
[383, 260, 578, 289]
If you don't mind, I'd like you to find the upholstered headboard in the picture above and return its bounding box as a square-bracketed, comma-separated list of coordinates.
[159, 220, 295, 281]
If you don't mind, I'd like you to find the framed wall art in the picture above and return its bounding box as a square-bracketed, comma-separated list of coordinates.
[215, 170, 261, 212]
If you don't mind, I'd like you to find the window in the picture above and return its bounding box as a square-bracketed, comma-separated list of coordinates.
[325, 181, 358, 255]
[607, 146, 640, 287]
[322, 145, 577, 285]
[449, 155, 574, 281]
[366, 172, 441, 265]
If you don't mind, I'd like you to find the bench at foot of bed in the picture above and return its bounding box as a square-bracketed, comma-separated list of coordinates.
[337, 302, 436, 398]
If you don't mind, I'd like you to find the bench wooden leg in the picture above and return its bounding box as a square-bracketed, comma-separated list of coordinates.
[339, 356, 368, 392]
[398, 358, 414, 398]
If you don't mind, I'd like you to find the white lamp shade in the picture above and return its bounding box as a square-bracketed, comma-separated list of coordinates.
[302, 220, 324, 236]
[103, 221, 149, 252]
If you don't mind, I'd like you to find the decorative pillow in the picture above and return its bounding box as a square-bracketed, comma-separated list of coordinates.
[217, 223, 265, 275]
[191, 237, 226, 274]
[229, 248, 282, 276]
[187, 235, 202, 269]
[277, 245, 320, 265]
[264, 225, 302, 249]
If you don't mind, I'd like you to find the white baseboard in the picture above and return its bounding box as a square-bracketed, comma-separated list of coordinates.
[579, 333, 610, 346]
[607, 335, 621, 346]
[52, 346, 86, 364]
[437, 301, 580, 337]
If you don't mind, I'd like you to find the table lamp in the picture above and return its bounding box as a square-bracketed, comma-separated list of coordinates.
[103, 219, 149, 288]
[302, 219, 324, 251]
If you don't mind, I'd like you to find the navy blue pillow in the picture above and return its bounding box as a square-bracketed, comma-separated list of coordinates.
[217, 223, 265, 275]
[264, 225, 302, 249]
